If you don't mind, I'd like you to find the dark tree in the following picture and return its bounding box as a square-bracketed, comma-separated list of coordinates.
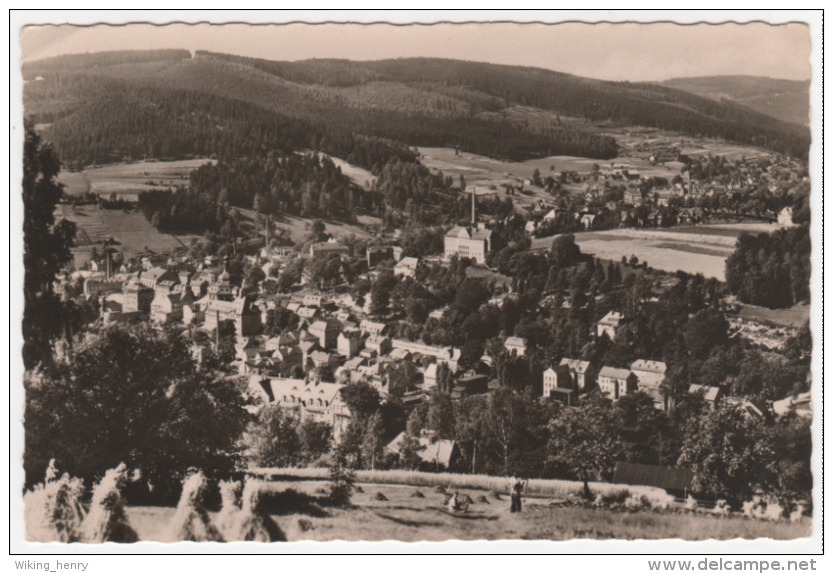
[548, 392, 619, 498]
[339, 382, 382, 420]
[244, 405, 302, 468]
[22, 119, 77, 368]
[24, 323, 250, 503]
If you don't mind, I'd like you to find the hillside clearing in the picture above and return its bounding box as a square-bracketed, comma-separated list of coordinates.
[737, 303, 810, 329]
[58, 204, 196, 259]
[58, 158, 216, 200]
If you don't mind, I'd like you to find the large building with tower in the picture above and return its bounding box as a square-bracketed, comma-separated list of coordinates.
[443, 186, 492, 264]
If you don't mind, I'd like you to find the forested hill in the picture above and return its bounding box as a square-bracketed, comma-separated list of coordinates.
[662, 75, 811, 127]
[23, 51, 810, 166]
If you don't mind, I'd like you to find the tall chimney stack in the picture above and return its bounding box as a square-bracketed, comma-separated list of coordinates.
[471, 187, 476, 227]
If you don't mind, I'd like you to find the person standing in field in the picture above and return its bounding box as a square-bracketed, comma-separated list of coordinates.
[509, 477, 526, 513]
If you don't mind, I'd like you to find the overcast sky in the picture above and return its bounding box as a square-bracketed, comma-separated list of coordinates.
[20, 19, 811, 82]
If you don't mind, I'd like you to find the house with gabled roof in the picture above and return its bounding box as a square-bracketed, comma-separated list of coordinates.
[360, 319, 388, 336]
[139, 266, 179, 290]
[365, 335, 392, 356]
[386, 431, 461, 471]
[150, 287, 186, 324]
[688, 384, 724, 410]
[598, 366, 638, 401]
[559, 358, 596, 392]
[337, 330, 363, 358]
[630, 359, 668, 410]
[204, 294, 262, 337]
[309, 318, 342, 349]
[504, 336, 528, 356]
[394, 256, 421, 279]
[597, 311, 625, 339]
[543, 364, 576, 404]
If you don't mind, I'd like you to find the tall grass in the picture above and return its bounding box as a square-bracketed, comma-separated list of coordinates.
[250, 467, 668, 502]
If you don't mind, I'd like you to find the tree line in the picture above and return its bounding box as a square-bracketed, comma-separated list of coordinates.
[725, 225, 811, 309]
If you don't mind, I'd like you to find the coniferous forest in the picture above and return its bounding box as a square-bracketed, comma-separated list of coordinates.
[24, 50, 810, 168]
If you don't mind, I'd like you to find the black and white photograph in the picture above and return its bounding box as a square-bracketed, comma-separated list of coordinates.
[11, 10, 823, 554]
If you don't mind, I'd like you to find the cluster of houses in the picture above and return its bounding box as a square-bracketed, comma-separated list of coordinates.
[83, 259, 262, 336]
[541, 356, 669, 410]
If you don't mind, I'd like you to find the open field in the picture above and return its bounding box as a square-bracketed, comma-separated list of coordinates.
[417, 146, 688, 214]
[532, 224, 780, 281]
[58, 204, 196, 259]
[120, 480, 809, 543]
[608, 126, 776, 162]
[737, 302, 810, 329]
[233, 207, 375, 245]
[418, 147, 685, 185]
[58, 158, 216, 200]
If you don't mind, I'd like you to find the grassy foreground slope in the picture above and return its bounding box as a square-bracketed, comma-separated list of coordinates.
[123, 481, 810, 542]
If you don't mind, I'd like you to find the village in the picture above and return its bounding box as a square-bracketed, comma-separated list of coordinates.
[54, 149, 811, 478]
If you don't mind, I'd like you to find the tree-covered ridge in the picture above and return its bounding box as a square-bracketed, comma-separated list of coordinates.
[24, 55, 618, 163]
[22, 49, 192, 78]
[138, 153, 369, 235]
[725, 225, 811, 309]
[26, 69, 419, 170]
[28, 48, 811, 164]
[199, 53, 810, 159]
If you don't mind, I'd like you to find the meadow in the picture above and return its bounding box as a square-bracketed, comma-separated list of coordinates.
[58, 158, 216, 200]
[122, 480, 809, 543]
[531, 224, 780, 282]
[58, 203, 195, 259]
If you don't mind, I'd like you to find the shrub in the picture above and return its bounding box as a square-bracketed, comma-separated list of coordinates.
[327, 445, 355, 507]
[624, 493, 651, 511]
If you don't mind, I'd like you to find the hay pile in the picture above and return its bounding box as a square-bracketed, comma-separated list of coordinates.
[477, 495, 490, 504]
[410, 490, 425, 498]
[216, 480, 242, 541]
[354, 485, 364, 494]
[434, 485, 446, 494]
[231, 480, 287, 542]
[81, 463, 138, 543]
[164, 471, 223, 542]
[24, 460, 87, 543]
[489, 490, 502, 500]
[373, 492, 388, 501]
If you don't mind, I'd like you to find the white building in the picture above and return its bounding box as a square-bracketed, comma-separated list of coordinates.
[597, 311, 625, 339]
[444, 226, 492, 264]
[598, 366, 637, 401]
[394, 257, 420, 279]
[630, 359, 668, 410]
